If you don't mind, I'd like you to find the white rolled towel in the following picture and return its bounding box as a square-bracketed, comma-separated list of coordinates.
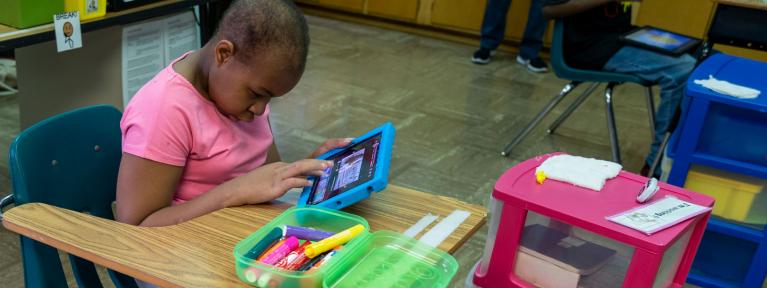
[536, 155, 622, 191]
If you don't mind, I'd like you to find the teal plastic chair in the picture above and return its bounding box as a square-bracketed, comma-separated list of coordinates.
[501, 20, 656, 164]
[1, 105, 137, 288]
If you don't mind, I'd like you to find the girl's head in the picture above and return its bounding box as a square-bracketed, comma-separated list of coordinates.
[204, 0, 309, 122]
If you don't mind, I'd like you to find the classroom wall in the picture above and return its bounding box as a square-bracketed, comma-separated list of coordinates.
[16, 26, 123, 128]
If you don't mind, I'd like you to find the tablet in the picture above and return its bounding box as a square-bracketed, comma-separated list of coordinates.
[619, 26, 700, 56]
[297, 122, 395, 210]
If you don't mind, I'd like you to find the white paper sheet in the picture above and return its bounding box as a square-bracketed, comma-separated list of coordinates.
[607, 196, 710, 235]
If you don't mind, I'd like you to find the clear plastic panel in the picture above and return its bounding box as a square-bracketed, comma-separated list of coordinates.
[513, 211, 634, 288]
[478, 196, 504, 276]
[652, 226, 692, 288]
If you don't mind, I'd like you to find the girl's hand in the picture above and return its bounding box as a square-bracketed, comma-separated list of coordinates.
[308, 138, 354, 159]
[225, 159, 332, 206]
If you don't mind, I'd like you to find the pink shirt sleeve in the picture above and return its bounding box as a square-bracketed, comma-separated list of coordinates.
[121, 81, 195, 167]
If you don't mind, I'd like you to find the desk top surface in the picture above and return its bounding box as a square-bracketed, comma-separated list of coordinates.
[0, 0, 209, 51]
[2, 185, 487, 288]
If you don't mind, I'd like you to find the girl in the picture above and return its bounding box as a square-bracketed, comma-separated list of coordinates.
[115, 0, 348, 227]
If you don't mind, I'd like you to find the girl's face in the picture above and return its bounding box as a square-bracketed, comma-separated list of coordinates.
[207, 45, 301, 122]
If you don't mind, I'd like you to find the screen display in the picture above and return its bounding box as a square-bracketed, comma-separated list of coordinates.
[308, 133, 381, 204]
[624, 28, 695, 50]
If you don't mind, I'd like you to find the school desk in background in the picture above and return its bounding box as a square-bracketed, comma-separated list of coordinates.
[470, 153, 714, 288]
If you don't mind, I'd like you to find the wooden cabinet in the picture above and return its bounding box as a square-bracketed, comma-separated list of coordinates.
[504, 0, 530, 40]
[318, 0, 365, 12]
[636, 0, 767, 61]
[430, 0, 487, 34]
[367, 0, 418, 21]
[298, 0, 767, 61]
[636, 0, 715, 38]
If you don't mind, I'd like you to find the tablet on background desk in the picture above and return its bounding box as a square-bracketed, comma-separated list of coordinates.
[297, 122, 395, 210]
[620, 26, 701, 56]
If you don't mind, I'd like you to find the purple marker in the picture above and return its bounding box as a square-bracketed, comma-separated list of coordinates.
[259, 236, 299, 265]
[283, 225, 334, 241]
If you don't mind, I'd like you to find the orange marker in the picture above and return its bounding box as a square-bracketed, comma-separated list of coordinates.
[257, 239, 286, 261]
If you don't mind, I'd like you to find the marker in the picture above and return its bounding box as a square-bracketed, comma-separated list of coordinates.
[275, 241, 311, 269]
[283, 225, 334, 241]
[304, 224, 365, 258]
[309, 246, 342, 271]
[243, 267, 261, 283]
[245, 227, 283, 260]
[260, 236, 299, 265]
[256, 239, 286, 261]
[256, 273, 283, 288]
[297, 247, 342, 271]
[297, 252, 326, 271]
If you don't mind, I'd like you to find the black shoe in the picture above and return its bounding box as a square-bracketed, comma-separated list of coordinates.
[516, 56, 549, 73]
[471, 48, 494, 64]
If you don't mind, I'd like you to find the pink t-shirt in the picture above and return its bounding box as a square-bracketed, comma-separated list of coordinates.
[121, 54, 273, 204]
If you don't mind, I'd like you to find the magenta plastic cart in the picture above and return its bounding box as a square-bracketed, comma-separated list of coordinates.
[472, 154, 715, 288]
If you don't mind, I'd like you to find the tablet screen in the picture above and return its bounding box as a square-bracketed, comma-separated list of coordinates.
[624, 27, 695, 51]
[308, 133, 382, 204]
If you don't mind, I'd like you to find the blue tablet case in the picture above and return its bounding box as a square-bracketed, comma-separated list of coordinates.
[297, 122, 395, 210]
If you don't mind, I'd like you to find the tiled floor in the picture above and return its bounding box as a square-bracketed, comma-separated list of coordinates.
[0, 15, 701, 287]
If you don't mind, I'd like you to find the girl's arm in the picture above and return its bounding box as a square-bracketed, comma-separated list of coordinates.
[116, 153, 329, 227]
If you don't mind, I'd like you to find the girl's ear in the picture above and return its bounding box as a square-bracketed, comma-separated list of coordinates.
[214, 40, 235, 67]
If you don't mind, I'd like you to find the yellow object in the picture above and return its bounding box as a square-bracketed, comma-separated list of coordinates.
[304, 224, 365, 258]
[684, 166, 766, 224]
[65, 0, 106, 21]
[536, 171, 546, 184]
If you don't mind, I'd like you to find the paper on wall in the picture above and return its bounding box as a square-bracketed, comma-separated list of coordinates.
[122, 11, 200, 106]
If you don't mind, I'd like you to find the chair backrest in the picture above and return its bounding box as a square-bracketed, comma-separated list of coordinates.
[9, 105, 136, 288]
[550, 20, 647, 84]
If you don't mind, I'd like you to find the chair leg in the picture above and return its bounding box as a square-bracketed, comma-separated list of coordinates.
[605, 83, 621, 164]
[547, 82, 600, 134]
[501, 82, 579, 156]
[645, 86, 656, 142]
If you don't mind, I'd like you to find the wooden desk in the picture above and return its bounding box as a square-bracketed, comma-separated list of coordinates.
[2, 185, 487, 287]
[0, 0, 215, 51]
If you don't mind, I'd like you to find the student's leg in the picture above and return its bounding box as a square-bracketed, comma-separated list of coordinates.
[518, 0, 547, 60]
[602, 46, 696, 170]
[479, 0, 513, 50]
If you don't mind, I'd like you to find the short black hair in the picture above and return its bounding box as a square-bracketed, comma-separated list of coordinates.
[214, 0, 310, 73]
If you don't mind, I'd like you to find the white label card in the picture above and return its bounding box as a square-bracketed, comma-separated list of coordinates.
[54, 12, 83, 52]
[87, 0, 100, 13]
[607, 196, 711, 235]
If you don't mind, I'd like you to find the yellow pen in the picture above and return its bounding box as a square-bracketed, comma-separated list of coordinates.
[304, 224, 365, 258]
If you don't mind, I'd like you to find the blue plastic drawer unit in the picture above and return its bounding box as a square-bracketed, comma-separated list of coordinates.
[680, 54, 767, 167]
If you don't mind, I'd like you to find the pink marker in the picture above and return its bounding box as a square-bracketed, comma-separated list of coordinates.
[259, 236, 299, 265]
